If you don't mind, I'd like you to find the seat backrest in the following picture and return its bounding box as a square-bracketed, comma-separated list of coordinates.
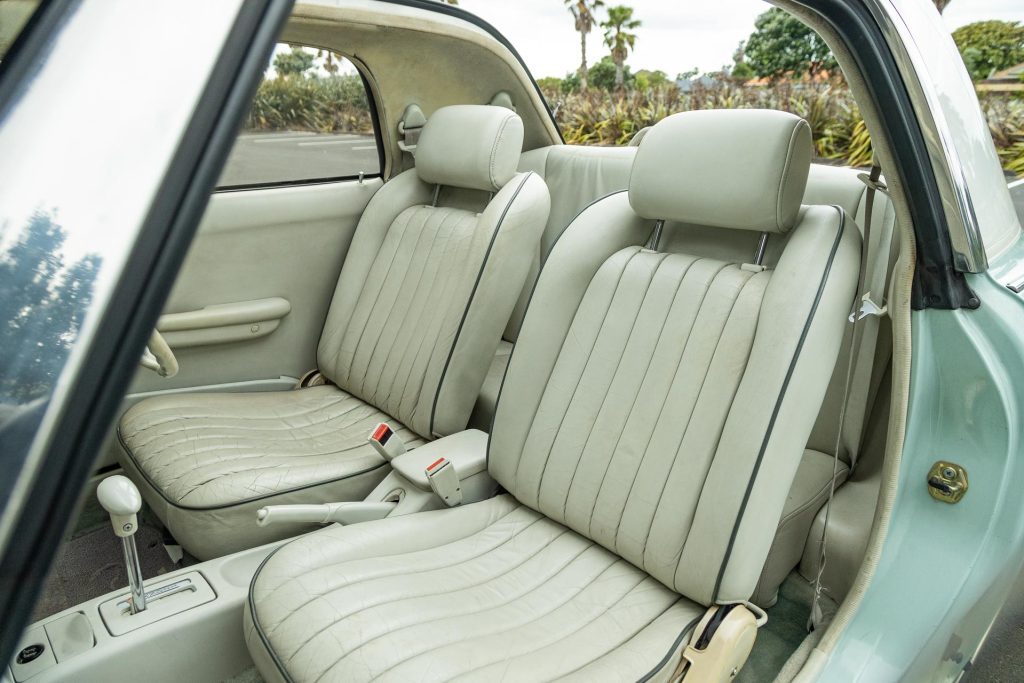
[488, 109, 860, 606]
[317, 105, 550, 440]
[506, 145, 635, 340]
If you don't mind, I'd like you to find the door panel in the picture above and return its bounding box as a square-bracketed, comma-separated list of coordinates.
[128, 178, 381, 395]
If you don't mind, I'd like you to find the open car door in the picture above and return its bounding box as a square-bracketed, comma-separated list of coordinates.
[0, 0, 293, 665]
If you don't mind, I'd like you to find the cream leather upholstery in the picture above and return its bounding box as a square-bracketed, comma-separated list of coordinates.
[478, 143, 896, 608]
[246, 109, 859, 681]
[118, 105, 550, 559]
[628, 109, 811, 233]
[119, 387, 426, 559]
[246, 495, 704, 682]
[414, 104, 524, 192]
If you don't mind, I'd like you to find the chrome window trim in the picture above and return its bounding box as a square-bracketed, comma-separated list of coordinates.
[860, 0, 990, 273]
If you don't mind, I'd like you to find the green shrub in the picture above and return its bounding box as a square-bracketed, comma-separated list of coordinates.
[245, 74, 372, 134]
[549, 82, 1018, 173]
[244, 73, 1022, 175]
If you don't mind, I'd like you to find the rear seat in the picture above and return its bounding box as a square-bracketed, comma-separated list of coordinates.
[471, 143, 896, 608]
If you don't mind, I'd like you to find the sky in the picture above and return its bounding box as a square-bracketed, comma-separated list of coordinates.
[457, 0, 1024, 79]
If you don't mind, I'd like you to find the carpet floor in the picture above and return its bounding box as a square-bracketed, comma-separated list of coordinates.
[31, 494, 188, 621]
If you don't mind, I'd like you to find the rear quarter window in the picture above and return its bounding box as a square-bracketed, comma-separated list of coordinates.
[217, 43, 381, 189]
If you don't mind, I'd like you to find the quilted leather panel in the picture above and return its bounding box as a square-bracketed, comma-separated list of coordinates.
[246, 495, 702, 682]
[495, 248, 767, 595]
[318, 204, 489, 438]
[119, 385, 425, 509]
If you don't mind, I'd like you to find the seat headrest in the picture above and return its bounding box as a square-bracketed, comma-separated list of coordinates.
[415, 105, 524, 192]
[628, 109, 812, 233]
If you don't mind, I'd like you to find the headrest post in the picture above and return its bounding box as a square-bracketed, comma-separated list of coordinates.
[754, 232, 769, 266]
[431, 184, 440, 207]
[646, 220, 665, 251]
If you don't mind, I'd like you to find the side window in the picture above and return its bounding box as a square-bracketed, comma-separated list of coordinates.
[217, 43, 381, 189]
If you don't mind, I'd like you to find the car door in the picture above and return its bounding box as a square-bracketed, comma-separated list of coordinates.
[120, 42, 386, 411]
[0, 0, 293, 664]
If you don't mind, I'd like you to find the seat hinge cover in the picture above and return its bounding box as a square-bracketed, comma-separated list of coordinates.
[678, 604, 759, 682]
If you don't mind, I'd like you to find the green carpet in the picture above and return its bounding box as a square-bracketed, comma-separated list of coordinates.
[737, 575, 830, 683]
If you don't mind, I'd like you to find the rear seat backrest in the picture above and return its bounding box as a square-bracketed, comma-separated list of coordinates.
[490, 109, 860, 604]
[507, 145, 636, 340]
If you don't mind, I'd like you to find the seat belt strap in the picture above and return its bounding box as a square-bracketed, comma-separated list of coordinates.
[809, 164, 893, 630]
[843, 164, 892, 470]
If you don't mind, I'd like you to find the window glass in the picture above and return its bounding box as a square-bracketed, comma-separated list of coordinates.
[217, 43, 380, 188]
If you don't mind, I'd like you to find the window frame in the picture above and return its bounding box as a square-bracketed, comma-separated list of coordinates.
[214, 46, 386, 192]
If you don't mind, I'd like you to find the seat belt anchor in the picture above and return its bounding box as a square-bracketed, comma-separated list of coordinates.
[424, 457, 462, 507]
[368, 423, 406, 462]
[848, 292, 887, 323]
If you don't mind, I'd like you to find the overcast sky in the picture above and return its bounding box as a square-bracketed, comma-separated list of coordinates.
[457, 0, 1024, 79]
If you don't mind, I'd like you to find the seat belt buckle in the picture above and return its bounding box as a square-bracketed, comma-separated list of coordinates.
[368, 423, 406, 462]
[424, 457, 462, 507]
[848, 292, 887, 323]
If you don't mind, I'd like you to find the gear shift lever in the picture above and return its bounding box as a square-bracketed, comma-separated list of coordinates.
[97, 475, 146, 614]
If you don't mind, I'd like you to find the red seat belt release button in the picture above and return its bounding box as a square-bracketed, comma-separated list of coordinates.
[368, 422, 406, 462]
[425, 457, 462, 507]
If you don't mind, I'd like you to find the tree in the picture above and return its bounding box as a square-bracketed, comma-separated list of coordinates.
[952, 21, 1024, 81]
[565, 0, 605, 90]
[0, 211, 100, 403]
[601, 5, 641, 91]
[634, 69, 669, 90]
[274, 46, 315, 79]
[589, 55, 633, 90]
[731, 61, 755, 82]
[744, 8, 837, 81]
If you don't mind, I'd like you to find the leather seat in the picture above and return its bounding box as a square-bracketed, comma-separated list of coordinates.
[475, 146, 896, 608]
[118, 105, 551, 560]
[245, 108, 860, 681]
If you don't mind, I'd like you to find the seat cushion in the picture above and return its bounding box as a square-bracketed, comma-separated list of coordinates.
[245, 495, 704, 683]
[118, 385, 425, 559]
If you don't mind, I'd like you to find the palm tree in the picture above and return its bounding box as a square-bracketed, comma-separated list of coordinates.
[602, 5, 641, 91]
[565, 0, 604, 90]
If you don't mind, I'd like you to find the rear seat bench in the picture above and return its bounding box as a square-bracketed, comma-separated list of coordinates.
[471, 144, 897, 608]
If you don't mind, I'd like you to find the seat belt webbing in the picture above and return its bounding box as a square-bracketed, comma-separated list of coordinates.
[809, 163, 894, 630]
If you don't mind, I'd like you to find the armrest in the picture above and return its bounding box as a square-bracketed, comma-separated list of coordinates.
[156, 297, 290, 348]
[390, 429, 488, 492]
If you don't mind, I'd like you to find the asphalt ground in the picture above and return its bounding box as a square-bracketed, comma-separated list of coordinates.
[217, 131, 379, 187]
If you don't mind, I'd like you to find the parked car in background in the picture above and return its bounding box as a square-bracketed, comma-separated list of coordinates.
[0, 1, 1023, 681]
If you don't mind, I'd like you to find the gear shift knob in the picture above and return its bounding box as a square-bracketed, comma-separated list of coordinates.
[97, 475, 142, 538]
[97, 475, 146, 613]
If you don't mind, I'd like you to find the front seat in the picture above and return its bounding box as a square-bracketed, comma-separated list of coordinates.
[243, 109, 860, 681]
[117, 105, 551, 560]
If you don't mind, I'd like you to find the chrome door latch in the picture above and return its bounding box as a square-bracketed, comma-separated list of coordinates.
[927, 461, 968, 504]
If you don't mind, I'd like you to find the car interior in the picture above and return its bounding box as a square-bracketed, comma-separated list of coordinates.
[9, 1, 911, 682]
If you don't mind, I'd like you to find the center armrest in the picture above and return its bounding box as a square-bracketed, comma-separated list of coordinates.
[390, 429, 489, 492]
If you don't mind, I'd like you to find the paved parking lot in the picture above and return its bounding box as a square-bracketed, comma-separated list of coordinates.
[217, 131, 379, 187]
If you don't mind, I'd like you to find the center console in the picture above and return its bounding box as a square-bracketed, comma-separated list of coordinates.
[7, 429, 496, 683]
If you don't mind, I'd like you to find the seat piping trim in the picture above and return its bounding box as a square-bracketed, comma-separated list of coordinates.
[636, 613, 704, 682]
[248, 541, 297, 683]
[711, 205, 847, 602]
[116, 427, 390, 511]
[485, 189, 631, 465]
[429, 171, 535, 437]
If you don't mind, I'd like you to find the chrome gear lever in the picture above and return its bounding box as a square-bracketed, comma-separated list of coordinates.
[97, 475, 146, 614]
